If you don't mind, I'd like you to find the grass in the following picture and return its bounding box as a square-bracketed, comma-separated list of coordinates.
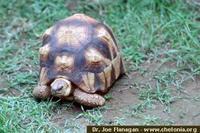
[0, 96, 60, 133]
[113, 117, 126, 125]
[78, 107, 104, 125]
[143, 115, 174, 125]
[0, 0, 200, 132]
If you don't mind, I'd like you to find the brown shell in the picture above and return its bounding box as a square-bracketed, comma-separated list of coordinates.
[39, 14, 125, 94]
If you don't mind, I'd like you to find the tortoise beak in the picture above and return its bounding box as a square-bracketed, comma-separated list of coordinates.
[50, 78, 72, 97]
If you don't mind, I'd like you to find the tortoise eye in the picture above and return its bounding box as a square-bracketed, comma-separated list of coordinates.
[85, 48, 103, 65]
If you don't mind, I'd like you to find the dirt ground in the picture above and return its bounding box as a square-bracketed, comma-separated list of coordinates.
[43, 1, 200, 127]
[45, 0, 199, 128]
[1, 1, 200, 132]
[49, 60, 200, 129]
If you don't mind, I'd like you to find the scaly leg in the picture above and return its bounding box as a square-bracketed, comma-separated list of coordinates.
[33, 67, 51, 100]
[73, 89, 105, 107]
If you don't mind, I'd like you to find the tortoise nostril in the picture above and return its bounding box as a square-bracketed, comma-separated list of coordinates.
[57, 86, 63, 91]
[51, 85, 63, 92]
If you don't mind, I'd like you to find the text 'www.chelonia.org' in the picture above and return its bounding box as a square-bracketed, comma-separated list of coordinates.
[87, 126, 199, 133]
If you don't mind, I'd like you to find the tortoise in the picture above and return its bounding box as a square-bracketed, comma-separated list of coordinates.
[33, 14, 125, 107]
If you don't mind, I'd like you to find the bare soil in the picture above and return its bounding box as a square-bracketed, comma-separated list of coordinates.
[50, 60, 200, 127]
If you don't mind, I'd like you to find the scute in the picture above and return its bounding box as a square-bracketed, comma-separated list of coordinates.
[55, 25, 89, 47]
[40, 14, 124, 94]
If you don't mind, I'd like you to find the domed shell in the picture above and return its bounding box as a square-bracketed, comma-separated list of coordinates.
[39, 14, 125, 94]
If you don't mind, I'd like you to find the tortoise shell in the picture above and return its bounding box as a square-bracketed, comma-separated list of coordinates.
[39, 14, 124, 94]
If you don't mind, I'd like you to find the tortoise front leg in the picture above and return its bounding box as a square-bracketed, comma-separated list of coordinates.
[33, 85, 51, 100]
[73, 89, 105, 107]
[33, 68, 51, 100]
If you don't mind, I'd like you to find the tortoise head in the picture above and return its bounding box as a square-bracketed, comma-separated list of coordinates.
[50, 78, 72, 97]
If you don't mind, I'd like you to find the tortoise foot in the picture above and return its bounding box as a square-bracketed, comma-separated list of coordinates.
[74, 89, 105, 107]
[33, 85, 51, 100]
